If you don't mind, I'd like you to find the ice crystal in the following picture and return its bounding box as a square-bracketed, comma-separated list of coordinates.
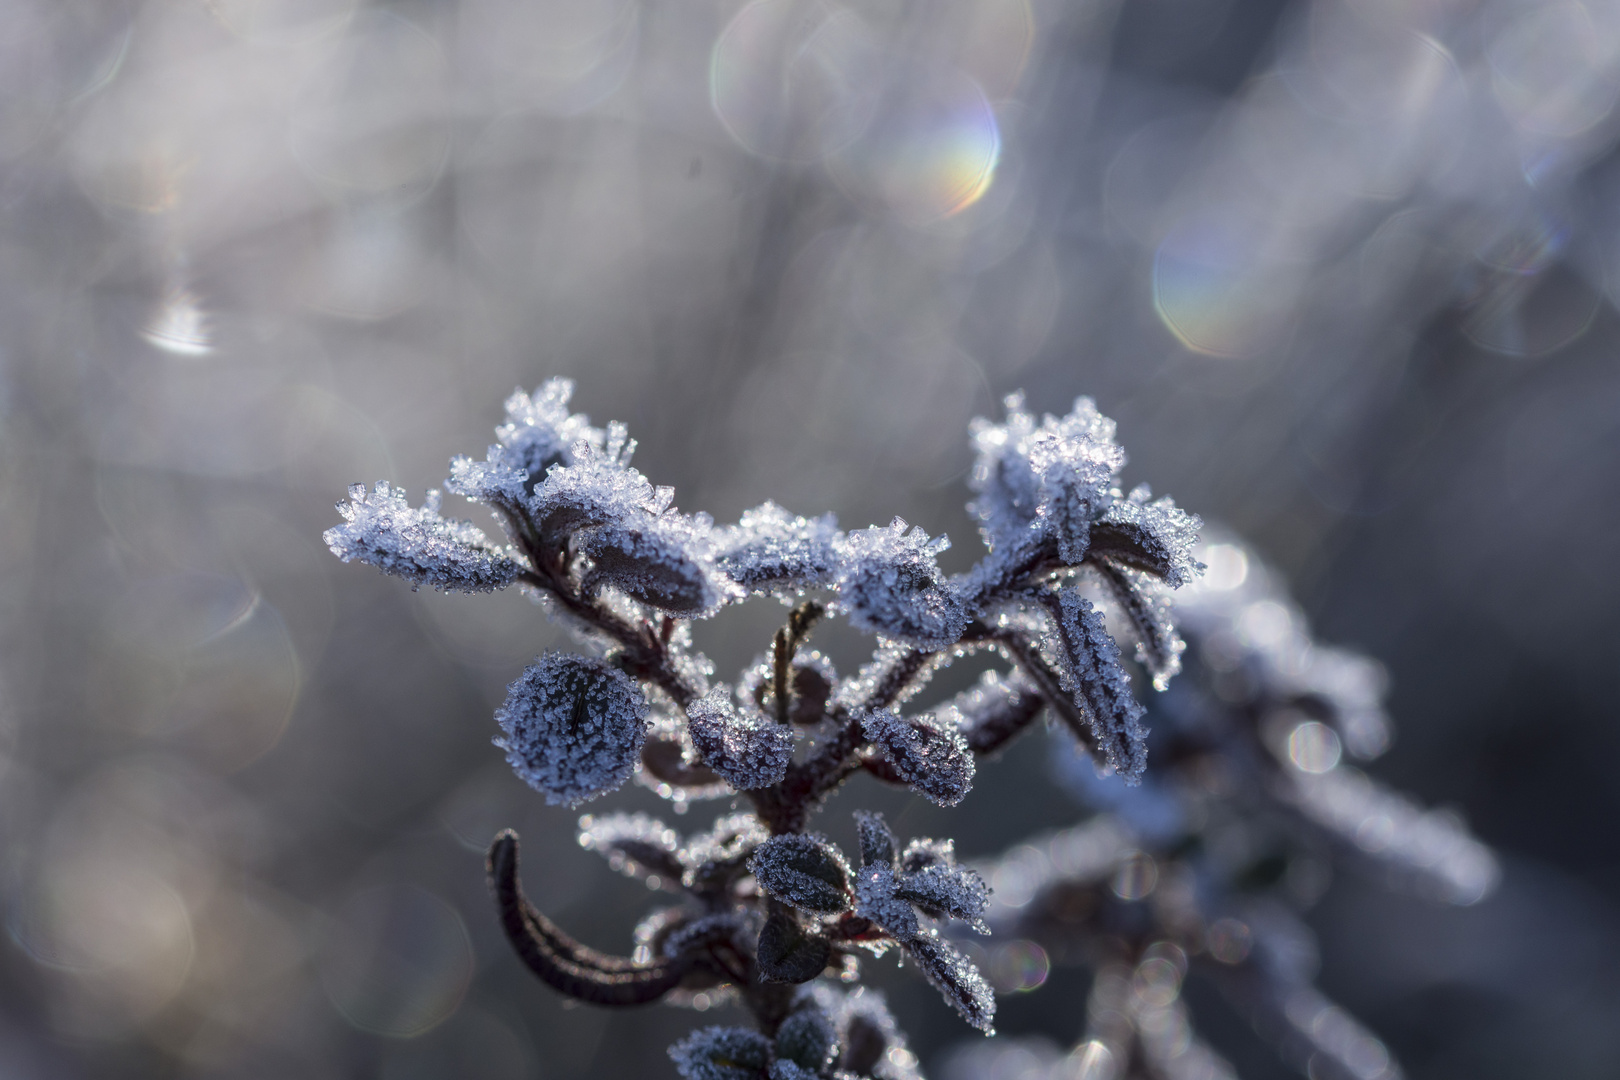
[815, 986, 922, 1080]
[774, 1002, 841, 1074]
[1091, 486, 1204, 588]
[528, 426, 665, 543]
[1049, 590, 1149, 783]
[717, 502, 843, 594]
[494, 652, 647, 806]
[750, 834, 855, 915]
[496, 378, 604, 485]
[1092, 560, 1185, 691]
[323, 482, 519, 592]
[835, 520, 967, 649]
[670, 1026, 774, 1080]
[859, 707, 974, 806]
[686, 690, 794, 790]
[680, 812, 771, 892]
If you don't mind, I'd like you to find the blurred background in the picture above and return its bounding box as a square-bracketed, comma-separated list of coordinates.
[2, 0, 1618, 1076]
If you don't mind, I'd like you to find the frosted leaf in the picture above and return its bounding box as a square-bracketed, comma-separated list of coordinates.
[669, 1026, 772, 1080]
[854, 864, 919, 940]
[835, 520, 968, 649]
[750, 834, 855, 914]
[904, 931, 996, 1033]
[636, 712, 731, 804]
[661, 911, 749, 960]
[893, 864, 991, 935]
[768, 1062, 818, 1080]
[686, 690, 794, 790]
[776, 1004, 841, 1074]
[445, 446, 531, 509]
[757, 906, 833, 984]
[681, 812, 770, 892]
[1093, 560, 1185, 691]
[324, 482, 520, 593]
[580, 512, 737, 617]
[859, 708, 974, 807]
[528, 433, 666, 544]
[577, 812, 684, 885]
[1050, 590, 1149, 784]
[1286, 766, 1499, 904]
[835, 640, 947, 713]
[717, 501, 842, 594]
[967, 394, 1125, 559]
[822, 987, 920, 1080]
[854, 810, 898, 870]
[899, 837, 956, 874]
[494, 652, 648, 807]
[496, 378, 604, 489]
[1090, 488, 1204, 588]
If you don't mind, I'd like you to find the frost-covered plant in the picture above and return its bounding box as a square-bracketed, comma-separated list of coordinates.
[324, 379, 1204, 1073]
[942, 538, 1499, 1080]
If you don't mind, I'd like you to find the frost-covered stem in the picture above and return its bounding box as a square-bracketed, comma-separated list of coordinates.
[508, 526, 700, 708]
[747, 708, 866, 834]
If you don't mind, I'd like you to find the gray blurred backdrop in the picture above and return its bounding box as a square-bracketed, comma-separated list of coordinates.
[2, 0, 1619, 1076]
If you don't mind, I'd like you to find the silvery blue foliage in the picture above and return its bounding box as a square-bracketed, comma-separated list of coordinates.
[858, 708, 974, 807]
[324, 381, 1211, 1072]
[323, 482, 519, 592]
[834, 520, 967, 648]
[687, 689, 795, 789]
[943, 537, 1499, 1080]
[494, 652, 647, 807]
[717, 502, 843, 595]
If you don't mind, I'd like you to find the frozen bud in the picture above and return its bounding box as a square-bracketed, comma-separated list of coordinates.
[860, 708, 974, 807]
[580, 513, 736, 616]
[750, 834, 855, 914]
[496, 378, 604, 491]
[1089, 486, 1204, 587]
[1052, 590, 1149, 784]
[894, 864, 991, 935]
[775, 1004, 841, 1074]
[854, 810, 898, 870]
[495, 652, 648, 807]
[685, 691, 794, 790]
[669, 1026, 773, 1080]
[324, 482, 519, 592]
[835, 520, 968, 649]
[904, 932, 996, 1033]
[717, 502, 843, 594]
[757, 908, 833, 984]
[577, 812, 684, 885]
[445, 446, 531, 509]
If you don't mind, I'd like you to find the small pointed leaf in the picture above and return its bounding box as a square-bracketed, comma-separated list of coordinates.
[687, 690, 793, 790]
[750, 835, 854, 915]
[757, 908, 834, 984]
[859, 708, 974, 807]
[904, 933, 996, 1033]
[853, 810, 898, 871]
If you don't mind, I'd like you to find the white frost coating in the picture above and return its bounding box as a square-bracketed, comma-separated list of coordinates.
[686, 689, 794, 790]
[1093, 485, 1205, 588]
[579, 509, 738, 617]
[968, 393, 1125, 560]
[773, 1003, 841, 1075]
[496, 378, 604, 483]
[668, 1026, 773, 1080]
[1094, 561, 1185, 690]
[528, 424, 664, 540]
[1051, 591, 1149, 784]
[577, 811, 683, 883]
[905, 931, 996, 1034]
[1285, 766, 1500, 904]
[750, 834, 855, 914]
[835, 520, 967, 649]
[894, 863, 991, 935]
[852, 812, 990, 937]
[856, 864, 920, 939]
[680, 812, 770, 889]
[324, 482, 520, 593]
[716, 501, 843, 594]
[802, 985, 922, 1080]
[495, 652, 648, 807]
[859, 708, 974, 806]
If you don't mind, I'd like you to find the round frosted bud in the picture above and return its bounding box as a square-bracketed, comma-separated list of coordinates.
[496, 652, 648, 807]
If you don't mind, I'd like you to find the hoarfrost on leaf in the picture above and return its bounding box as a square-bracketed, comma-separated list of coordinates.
[686, 690, 794, 790]
[718, 502, 843, 594]
[495, 652, 648, 806]
[1090, 487, 1205, 588]
[835, 520, 967, 649]
[323, 482, 520, 593]
[580, 511, 736, 617]
[859, 708, 974, 807]
[496, 378, 604, 489]
[1049, 590, 1149, 784]
[750, 834, 855, 915]
[528, 426, 665, 544]
[670, 1026, 773, 1080]
[892, 863, 991, 934]
[577, 812, 684, 885]
[774, 1001, 841, 1074]
[904, 931, 996, 1033]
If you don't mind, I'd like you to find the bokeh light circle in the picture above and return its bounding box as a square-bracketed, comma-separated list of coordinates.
[319, 885, 474, 1038]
